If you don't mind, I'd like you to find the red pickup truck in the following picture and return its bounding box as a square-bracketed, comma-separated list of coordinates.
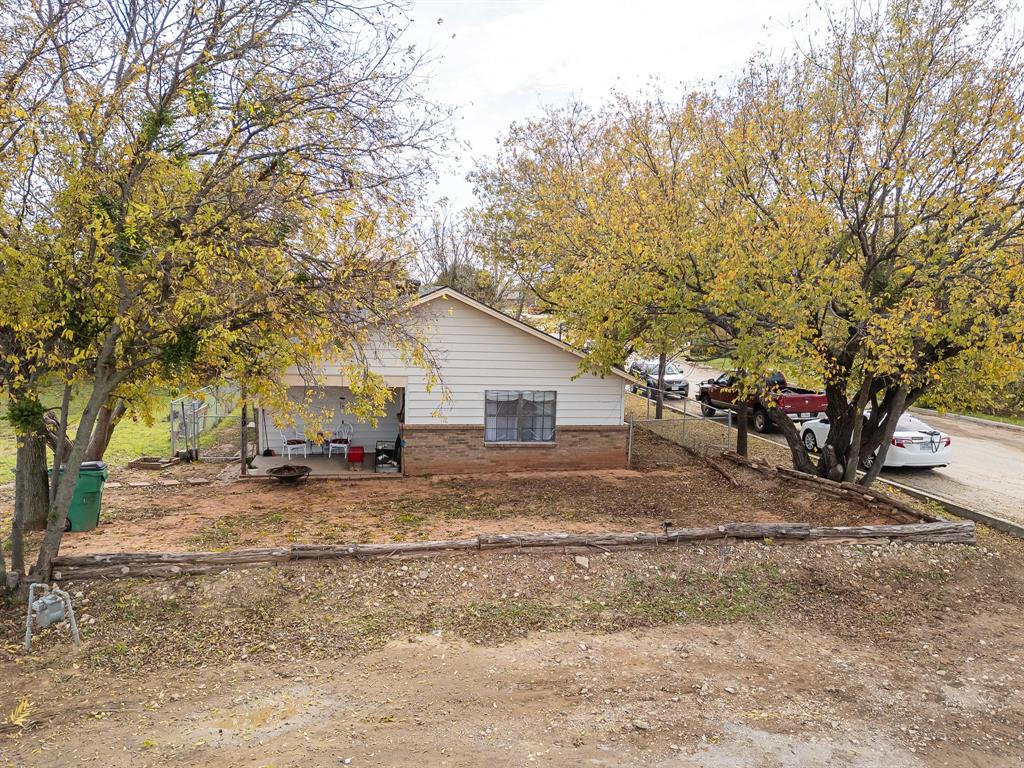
[697, 372, 828, 433]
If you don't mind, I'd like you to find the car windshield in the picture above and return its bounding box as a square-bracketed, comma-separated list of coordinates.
[665, 363, 681, 375]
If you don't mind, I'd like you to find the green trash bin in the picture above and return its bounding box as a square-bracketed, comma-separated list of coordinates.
[50, 461, 109, 532]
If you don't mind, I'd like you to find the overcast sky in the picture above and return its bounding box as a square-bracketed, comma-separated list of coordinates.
[402, 0, 823, 207]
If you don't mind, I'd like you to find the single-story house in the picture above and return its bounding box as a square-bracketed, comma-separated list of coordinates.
[250, 287, 631, 476]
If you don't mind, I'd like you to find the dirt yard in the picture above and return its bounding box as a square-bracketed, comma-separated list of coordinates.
[2, 428, 1021, 767]
[2, 536, 1023, 767]
[29, 428, 904, 558]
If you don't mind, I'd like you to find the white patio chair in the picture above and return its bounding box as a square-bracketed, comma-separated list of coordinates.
[277, 428, 307, 459]
[327, 421, 354, 458]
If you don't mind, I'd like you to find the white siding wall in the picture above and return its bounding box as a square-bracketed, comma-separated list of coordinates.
[308, 297, 625, 427]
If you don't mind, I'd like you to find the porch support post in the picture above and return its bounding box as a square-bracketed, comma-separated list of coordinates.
[240, 396, 249, 477]
[253, 405, 260, 461]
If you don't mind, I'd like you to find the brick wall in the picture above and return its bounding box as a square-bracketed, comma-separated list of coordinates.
[401, 424, 628, 475]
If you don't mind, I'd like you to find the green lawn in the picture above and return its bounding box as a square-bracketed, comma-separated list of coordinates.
[956, 411, 1024, 427]
[0, 383, 173, 478]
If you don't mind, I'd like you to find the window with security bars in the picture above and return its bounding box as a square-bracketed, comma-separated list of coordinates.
[484, 391, 556, 442]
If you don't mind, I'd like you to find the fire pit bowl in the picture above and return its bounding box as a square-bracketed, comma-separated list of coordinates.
[266, 464, 312, 484]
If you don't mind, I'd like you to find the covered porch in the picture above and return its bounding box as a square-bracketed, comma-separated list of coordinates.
[249, 381, 405, 478]
[248, 451, 385, 478]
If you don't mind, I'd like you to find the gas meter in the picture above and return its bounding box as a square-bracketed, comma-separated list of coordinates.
[24, 583, 81, 653]
[32, 592, 66, 628]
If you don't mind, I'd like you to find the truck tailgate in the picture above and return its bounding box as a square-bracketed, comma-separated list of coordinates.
[776, 393, 828, 414]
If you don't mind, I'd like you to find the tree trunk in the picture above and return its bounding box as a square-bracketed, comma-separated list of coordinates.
[42, 412, 74, 456]
[49, 383, 72, 506]
[819, 444, 844, 481]
[858, 388, 908, 487]
[655, 351, 667, 420]
[17, 432, 49, 532]
[842, 377, 873, 483]
[9, 429, 49, 585]
[735, 400, 749, 456]
[84, 398, 126, 461]
[768, 406, 816, 474]
[33, 377, 114, 581]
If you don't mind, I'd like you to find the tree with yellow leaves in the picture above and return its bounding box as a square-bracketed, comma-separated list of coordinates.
[471, 95, 713, 419]
[0, 0, 442, 586]
[473, 0, 1024, 485]
[701, 0, 1024, 482]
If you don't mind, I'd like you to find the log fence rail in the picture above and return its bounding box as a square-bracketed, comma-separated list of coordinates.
[51, 520, 975, 581]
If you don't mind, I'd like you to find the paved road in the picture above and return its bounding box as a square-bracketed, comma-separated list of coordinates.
[889, 411, 1024, 523]
[670, 361, 1024, 524]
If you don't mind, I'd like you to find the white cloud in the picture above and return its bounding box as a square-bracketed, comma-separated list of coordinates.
[403, 0, 822, 205]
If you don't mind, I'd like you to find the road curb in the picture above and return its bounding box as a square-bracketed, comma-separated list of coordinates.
[876, 478, 1024, 539]
[910, 406, 1024, 433]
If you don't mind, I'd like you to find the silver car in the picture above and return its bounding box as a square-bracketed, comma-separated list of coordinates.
[628, 359, 689, 399]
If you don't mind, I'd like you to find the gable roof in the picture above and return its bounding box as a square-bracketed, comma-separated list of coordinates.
[413, 286, 634, 382]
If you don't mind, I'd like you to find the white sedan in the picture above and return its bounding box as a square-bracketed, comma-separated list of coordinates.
[801, 413, 952, 469]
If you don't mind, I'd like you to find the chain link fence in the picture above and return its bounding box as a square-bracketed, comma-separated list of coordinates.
[633, 406, 735, 457]
[625, 391, 793, 465]
[169, 384, 240, 458]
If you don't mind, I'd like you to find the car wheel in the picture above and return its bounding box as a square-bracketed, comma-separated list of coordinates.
[700, 397, 716, 417]
[860, 454, 874, 470]
[802, 430, 818, 452]
[753, 408, 771, 433]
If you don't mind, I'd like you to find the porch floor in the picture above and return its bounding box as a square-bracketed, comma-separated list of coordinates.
[248, 452, 400, 479]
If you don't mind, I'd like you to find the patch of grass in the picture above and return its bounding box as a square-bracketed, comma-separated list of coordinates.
[197, 408, 241, 453]
[887, 562, 953, 587]
[187, 519, 242, 551]
[958, 411, 1024, 427]
[0, 382, 173, 476]
[0, 384, 239, 475]
[369, 494, 493, 526]
[447, 600, 565, 641]
[602, 569, 781, 629]
[759, 560, 781, 580]
[396, 511, 425, 527]
[90, 641, 131, 665]
[345, 605, 421, 651]
[889, 565, 918, 586]
[703, 357, 733, 369]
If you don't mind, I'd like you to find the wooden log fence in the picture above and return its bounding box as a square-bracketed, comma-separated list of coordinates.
[46, 443, 973, 581]
[720, 451, 945, 523]
[50, 520, 975, 581]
